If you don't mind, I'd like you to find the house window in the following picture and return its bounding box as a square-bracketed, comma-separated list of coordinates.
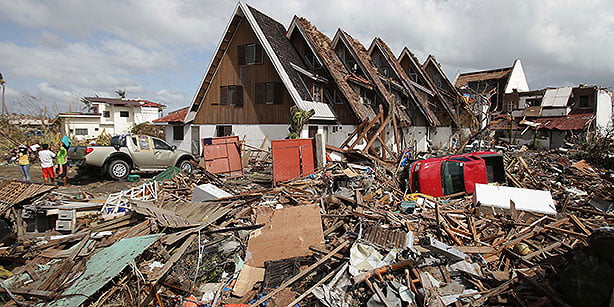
[238, 43, 263, 65]
[94, 128, 99, 132]
[216, 125, 232, 137]
[255, 83, 283, 105]
[103, 111, 110, 118]
[173, 125, 184, 140]
[333, 90, 344, 105]
[120, 111, 129, 117]
[579, 95, 589, 108]
[313, 84, 322, 102]
[75, 128, 88, 136]
[220, 85, 243, 106]
[308, 126, 318, 138]
[507, 101, 515, 112]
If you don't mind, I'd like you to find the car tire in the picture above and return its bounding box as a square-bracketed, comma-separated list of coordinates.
[178, 159, 194, 174]
[107, 159, 131, 180]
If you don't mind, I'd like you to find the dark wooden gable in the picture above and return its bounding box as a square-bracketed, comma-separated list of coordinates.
[193, 7, 292, 125]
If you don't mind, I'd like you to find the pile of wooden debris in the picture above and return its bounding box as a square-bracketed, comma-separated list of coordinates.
[0, 146, 612, 306]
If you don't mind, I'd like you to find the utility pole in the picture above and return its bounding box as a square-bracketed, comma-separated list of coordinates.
[0, 73, 5, 116]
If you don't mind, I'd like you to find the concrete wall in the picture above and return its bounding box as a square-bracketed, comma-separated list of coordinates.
[134, 107, 160, 124]
[596, 89, 613, 133]
[62, 117, 102, 139]
[505, 59, 530, 94]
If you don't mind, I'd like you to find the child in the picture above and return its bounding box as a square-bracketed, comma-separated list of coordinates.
[17, 145, 31, 182]
[56, 141, 69, 186]
[38, 144, 56, 184]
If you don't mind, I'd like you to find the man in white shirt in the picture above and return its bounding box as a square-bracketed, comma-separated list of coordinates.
[38, 144, 56, 184]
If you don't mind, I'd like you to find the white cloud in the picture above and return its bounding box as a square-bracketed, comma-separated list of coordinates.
[1, 0, 613, 116]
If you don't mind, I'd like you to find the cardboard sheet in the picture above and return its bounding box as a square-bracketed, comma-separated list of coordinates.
[245, 204, 324, 267]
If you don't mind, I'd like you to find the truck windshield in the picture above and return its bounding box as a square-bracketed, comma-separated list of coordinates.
[441, 160, 465, 195]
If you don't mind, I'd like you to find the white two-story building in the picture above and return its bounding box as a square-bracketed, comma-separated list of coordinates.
[57, 97, 165, 139]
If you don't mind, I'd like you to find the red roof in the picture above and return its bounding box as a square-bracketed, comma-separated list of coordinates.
[533, 113, 594, 131]
[153, 107, 188, 123]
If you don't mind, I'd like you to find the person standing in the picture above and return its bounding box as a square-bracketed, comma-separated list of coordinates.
[38, 144, 56, 184]
[17, 145, 31, 182]
[56, 137, 70, 186]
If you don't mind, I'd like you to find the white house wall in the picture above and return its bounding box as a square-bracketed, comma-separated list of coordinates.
[62, 117, 102, 139]
[596, 89, 613, 133]
[134, 107, 160, 124]
[505, 59, 530, 94]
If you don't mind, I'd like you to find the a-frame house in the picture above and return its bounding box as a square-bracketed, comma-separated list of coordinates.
[184, 2, 339, 149]
[422, 55, 477, 128]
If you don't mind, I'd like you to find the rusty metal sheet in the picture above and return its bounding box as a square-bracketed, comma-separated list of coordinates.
[202, 136, 242, 176]
[271, 138, 315, 184]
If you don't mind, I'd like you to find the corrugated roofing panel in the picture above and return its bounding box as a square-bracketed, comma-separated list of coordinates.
[541, 87, 572, 107]
[295, 100, 336, 120]
[54, 234, 162, 307]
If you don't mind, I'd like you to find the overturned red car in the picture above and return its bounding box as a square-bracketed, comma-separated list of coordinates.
[406, 151, 505, 197]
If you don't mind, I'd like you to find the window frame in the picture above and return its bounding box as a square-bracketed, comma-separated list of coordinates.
[103, 111, 111, 118]
[173, 125, 184, 141]
[74, 128, 88, 136]
[578, 95, 590, 108]
[238, 43, 263, 65]
[255, 82, 283, 105]
[220, 85, 244, 106]
[119, 111, 130, 118]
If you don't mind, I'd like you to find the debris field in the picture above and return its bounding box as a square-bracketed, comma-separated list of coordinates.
[0, 142, 612, 307]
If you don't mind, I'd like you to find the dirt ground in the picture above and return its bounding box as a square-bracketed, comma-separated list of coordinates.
[0, 164, 154, 195]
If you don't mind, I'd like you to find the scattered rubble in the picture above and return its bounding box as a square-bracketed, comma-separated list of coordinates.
[0, 136, 612, 306]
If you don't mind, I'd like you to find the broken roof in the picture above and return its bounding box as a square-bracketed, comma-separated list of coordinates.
[153, 107, 189, 124]
[533, 113, 594, 130]
[83, 97, 165, 108]
[334, 30, 412, 125]
[454, 66, 512, 89]
[291, 17, 376, 122]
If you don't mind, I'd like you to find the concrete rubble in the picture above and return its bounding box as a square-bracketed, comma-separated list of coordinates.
[0, 138, 612, 307]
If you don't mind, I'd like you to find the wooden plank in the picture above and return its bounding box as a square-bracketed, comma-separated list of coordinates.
[149, 233, 197, 284]
[568, 214, 591, 235]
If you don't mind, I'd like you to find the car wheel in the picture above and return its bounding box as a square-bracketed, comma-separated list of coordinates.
[178, 159, 194, 174]
[107, 160, 131, 180]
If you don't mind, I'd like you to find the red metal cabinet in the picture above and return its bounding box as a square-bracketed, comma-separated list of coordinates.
[271, 139, 316, 184]
[202, 136, 243, 176]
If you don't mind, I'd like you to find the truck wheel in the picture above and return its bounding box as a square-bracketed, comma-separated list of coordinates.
[178, 159, 194, 174]
[107, 160, 131, 180]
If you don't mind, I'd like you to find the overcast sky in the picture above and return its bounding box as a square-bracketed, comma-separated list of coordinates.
[1, 0, 612, 115]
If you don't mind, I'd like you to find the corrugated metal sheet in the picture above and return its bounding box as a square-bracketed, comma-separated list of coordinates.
[541, 87, 572, 107]
[54, 234, 162, 307]
[534, 113, 594, 130]
[295, 100, 336, 120]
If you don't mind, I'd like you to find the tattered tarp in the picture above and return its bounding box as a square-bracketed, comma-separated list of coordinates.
[53, 234, 162, 307]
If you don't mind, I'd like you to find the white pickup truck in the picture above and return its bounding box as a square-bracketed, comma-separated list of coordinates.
[68, 134, 195, 180]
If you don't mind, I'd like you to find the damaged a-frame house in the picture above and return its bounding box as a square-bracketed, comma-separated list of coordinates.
[183, 2, 339, 154]
[177, 2, 475, 156]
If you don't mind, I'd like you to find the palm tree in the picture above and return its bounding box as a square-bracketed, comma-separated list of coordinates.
[115, 89, 126, 99]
